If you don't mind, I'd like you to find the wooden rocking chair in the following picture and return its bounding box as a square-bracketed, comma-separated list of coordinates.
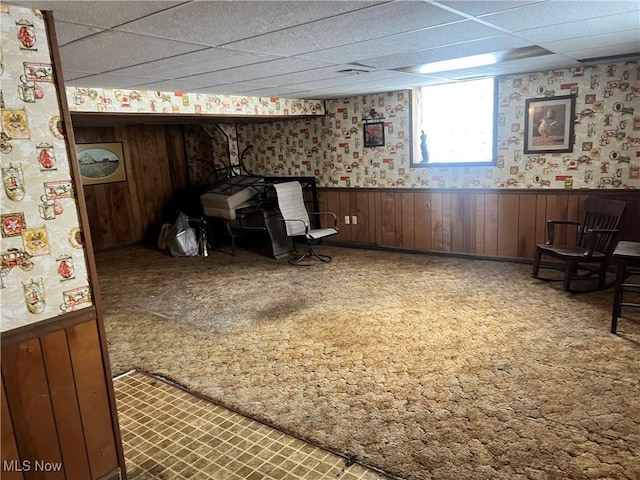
[531, 197, 626, 292]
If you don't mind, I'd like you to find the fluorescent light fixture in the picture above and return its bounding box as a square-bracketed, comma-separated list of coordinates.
[395, 46, 554, 75]
[416, 53, 498, 74]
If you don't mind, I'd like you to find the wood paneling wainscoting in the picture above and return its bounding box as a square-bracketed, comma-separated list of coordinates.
[74, 125, 189, 252]
[319, 188, 640, 261]
[1, 310, 123, 480]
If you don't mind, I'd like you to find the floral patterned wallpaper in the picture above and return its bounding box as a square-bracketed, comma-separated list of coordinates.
[237, 93, 413, 188]
[66, 86, 325, 117]
[184, 124, 241, 186]
[1, 4, 92, 331]
[232, 61, 639, 190]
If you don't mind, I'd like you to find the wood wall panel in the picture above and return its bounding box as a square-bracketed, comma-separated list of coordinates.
[74, 125, 188, 251]
[394, 193, 403, 247]
[461, 194, 476, 253]
[401, 193, 415, 249]
[1, 318, 121, 480]
[475, 194, 485, 254]
[325, 189, 342, 243]
[450, 193, 463, 253]
[353, 191, 371, 244]
[2, 340, 64, 480]
[339, 191, 352, 242]
[430, 193, 444, 251]
[484, 194, 499, 256]
[366, 192, 377, 245]
[1, 378, 23, 480]
[373, 192, 382, 246]
[67, 321, 118, 479]
[380, 192, 396, 247]
[497, 194, 519, 258]
[40, 330, 92, 479]
[441, 193, 452, 252]
[413, 193, 431, 251]
[534, 195, 548, 247]
[320, 188, 640, 261]
[517, 194, 537, 260]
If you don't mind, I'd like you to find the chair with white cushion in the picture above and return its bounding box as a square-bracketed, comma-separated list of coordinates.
[273, 181, 338, 265]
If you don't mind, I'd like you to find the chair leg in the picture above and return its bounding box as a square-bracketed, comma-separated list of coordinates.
[308, 245, 331, 263]
[598, 262, 607, 289]
[532, 248, 542, 278]
[563, 260, 575, 291]
[224, 221, 236, 256]
[288, 243, 331, 266]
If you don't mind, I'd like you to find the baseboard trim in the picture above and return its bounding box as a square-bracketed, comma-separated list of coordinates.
[324, 241, 533, 265]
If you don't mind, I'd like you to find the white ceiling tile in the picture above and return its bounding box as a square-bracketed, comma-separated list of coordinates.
[15, 0, 639, 99]
[222, 2, 466, 56]
[363, 35, 533, 69]
[542, 29, 640, 52]
[117, 1, 383, 46]
[62, 70, 96, 81]
[184, 58, 333, 85]
[240, 65, 376, 88]
[65, 73, 167, 89]
[564, 42, 640, 61]
[297, 20, 504, 64]
[436, 1, 549, 17]
[187, 83, 271, 95]
[9, 1, 187, 27]
[59, 30, 205, 73]
[214, 86, 307, 98]
[481, 0, 640, 31]
[127, 77, 224, 92]
[278, 70, 411, 92]
[51, 21, 104, 45]
[516, 12, 640, 43]
[111, 48, 279, 79]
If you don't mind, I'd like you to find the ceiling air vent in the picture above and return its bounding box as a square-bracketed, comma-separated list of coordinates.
[336, 68, 372, 75]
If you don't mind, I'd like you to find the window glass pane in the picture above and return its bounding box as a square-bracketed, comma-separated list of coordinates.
[416, 78, 496, 166]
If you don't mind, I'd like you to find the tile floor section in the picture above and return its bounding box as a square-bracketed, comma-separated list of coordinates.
[114, 371, 395, 479]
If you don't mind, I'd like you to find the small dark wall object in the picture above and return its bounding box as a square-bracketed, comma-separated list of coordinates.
[363, 121, 385, 148]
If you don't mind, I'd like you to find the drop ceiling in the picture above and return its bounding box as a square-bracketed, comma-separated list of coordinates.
[9, 0, 640, 99]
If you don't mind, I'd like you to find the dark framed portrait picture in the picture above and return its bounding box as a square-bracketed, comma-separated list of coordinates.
[524, 95, 576, 154]
[76, 142, 127, 185]
[363, 121, 385, 147]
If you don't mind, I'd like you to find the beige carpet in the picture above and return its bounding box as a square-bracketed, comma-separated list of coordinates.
[97, 244, 640, 480]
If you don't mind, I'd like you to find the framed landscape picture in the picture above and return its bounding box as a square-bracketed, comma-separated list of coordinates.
[76, 142, 127, 185]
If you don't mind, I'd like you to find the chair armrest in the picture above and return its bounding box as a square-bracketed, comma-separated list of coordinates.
[545, 220, 582, 245]
[309, 211, 338, 228]
[279, 218, 310, 236]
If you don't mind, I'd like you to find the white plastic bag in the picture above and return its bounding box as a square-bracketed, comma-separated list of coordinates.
[168, 213, 198, 257]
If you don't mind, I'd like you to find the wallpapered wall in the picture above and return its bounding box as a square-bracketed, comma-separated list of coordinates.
[184, 124, 240, 186]
[0, 4, 92, 331]
[67, 86, 325, 117]
[233, 60, 639, 190]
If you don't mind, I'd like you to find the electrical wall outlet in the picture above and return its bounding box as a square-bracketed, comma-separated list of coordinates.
[352, 216, 358, 225]
[344, 216, 350, 225]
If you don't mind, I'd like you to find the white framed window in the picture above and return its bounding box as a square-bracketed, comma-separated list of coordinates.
[412, 77, 498, 167]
